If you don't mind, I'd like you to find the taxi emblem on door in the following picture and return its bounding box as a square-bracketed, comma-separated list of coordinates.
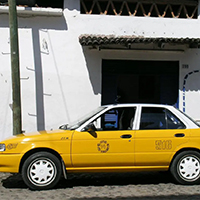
[97, 140, 110, 153]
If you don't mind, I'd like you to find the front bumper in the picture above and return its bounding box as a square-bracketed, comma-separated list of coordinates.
[0, 153, 22, 173]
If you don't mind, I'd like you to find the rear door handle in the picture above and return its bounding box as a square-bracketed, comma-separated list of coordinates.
[121, 134, 132, 139]
[174, 133, 185, 137]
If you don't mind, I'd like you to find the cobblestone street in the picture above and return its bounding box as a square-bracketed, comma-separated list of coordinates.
[1, 171, 200, 200]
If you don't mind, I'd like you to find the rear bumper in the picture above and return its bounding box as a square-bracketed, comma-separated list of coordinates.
[0, 154, 22, 173]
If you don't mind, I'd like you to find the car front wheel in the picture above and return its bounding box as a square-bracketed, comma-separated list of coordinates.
[170, 151, 200, 185]
[22, 152, 62, 190]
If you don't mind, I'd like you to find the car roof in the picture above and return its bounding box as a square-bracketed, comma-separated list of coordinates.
[101, 103, 174, 108]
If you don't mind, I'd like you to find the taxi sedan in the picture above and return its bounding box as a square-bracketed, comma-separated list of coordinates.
[0, 104, 200, 190]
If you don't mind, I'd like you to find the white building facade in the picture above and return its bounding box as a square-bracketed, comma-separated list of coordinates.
[0, 0, 200, 140]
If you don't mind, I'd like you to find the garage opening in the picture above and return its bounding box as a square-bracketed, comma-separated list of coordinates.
[102, 60, 179, 107]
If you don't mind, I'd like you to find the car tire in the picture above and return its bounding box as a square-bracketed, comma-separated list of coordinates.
[170, 151, 200, 185]
[22, 152, 62, 190]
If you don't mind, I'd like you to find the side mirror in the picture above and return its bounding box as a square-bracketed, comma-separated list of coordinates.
[82, 123, 97, 138]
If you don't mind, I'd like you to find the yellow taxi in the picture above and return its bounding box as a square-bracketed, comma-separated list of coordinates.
[0, 104, 200, 190]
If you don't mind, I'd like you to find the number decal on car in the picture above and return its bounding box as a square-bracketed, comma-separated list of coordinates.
[155, 140, 172, 150]
[61, 137, 69, 140]
[7, 143, 18, 150]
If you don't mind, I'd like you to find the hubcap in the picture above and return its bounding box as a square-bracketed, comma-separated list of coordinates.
[28, 158, 56, 186]
[178, 156, 200, 181]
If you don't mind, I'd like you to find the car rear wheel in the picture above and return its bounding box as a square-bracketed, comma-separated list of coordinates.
[170, 151, 200, 185]
[22, 152, 62, 190]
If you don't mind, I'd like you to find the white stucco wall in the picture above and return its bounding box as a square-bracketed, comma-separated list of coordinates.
[1, 0, 200, 140]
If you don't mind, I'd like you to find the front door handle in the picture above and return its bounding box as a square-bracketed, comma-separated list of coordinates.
[174, 133, 185, 137]
[120, 134, 132, 139]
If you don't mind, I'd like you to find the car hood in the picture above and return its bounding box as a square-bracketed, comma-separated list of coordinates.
[1, 129, 74, 143]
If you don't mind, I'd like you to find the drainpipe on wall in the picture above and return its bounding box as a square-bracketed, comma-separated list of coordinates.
[8, 0, 22, 135]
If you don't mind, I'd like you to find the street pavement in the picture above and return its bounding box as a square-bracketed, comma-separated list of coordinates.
[1, 171, 200, 199]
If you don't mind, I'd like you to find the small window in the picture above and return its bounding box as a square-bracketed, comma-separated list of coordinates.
[140, 107, 185, 130]
[166, 110, 186, 129]
[93, 107, 136, 131]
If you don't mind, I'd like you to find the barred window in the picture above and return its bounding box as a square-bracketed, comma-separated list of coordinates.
[80, 0, 198, 19]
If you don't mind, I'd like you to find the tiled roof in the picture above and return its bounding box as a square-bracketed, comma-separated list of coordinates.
[79, 35, 200, 46]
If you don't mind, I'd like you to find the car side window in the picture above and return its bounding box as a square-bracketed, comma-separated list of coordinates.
[140, 107, 166, 130]
[140, 107, 185, 130]
[93, 107, 136, 131]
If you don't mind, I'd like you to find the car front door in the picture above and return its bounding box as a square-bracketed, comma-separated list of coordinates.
[134, 106, 190, 167]
[71, 107, 136, 167]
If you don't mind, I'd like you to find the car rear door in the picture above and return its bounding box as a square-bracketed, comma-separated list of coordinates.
[134, 106, 190, 167]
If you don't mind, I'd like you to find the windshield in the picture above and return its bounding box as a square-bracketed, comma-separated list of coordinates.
[60, 106, 106, 130]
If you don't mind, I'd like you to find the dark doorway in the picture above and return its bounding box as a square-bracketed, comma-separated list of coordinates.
[102, 60, 179, 107]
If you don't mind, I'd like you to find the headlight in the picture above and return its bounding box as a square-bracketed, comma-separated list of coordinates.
[0, 144, 6, 152]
